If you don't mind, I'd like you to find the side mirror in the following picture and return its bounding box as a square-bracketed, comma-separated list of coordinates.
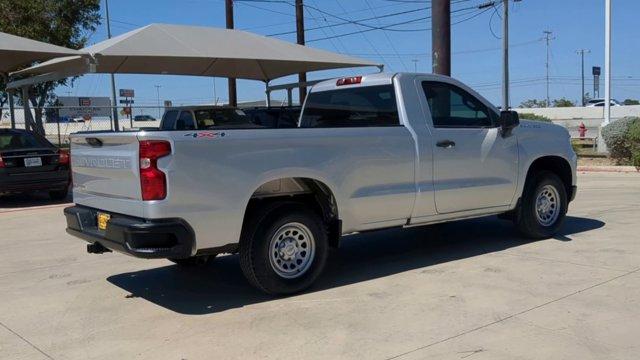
[499, 110, 519, 134]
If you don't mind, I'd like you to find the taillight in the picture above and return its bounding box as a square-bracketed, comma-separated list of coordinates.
[58, 149, 70, 165]
[0, 155, 4, 168]
[139, 140, 171, 201]
[336, 76, 362, 86]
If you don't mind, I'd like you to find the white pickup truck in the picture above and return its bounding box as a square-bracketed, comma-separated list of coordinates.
[65, 73, 577, 295]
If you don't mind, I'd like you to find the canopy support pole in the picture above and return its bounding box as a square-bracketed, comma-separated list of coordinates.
[21, 86, 33, 131]
[287, 88, 293, 107]
[265, 82, 272, 108]
[8, 89, 16, 129]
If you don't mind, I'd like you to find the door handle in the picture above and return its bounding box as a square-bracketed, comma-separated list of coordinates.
[436, 140, 456, 148]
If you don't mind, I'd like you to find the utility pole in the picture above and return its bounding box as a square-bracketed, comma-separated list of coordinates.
[105, 0, 119, 131]
[604, 0, 611, 126]
[432, 0, 451, 76]
[542, 30, 554, 107]
[501, 0, 509, 110]
[295, 0, 306, 104]
[576, 49, 591, 106]
[225, 0, 237, 107]
[154, 85, 161, 119]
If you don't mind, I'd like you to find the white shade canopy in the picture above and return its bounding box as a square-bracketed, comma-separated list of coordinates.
[0, 31, 83, 74]
[11, 23, 381, 82]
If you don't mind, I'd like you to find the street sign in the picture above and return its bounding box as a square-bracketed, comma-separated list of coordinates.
[592, 66, 601, 76]
[57, 96, 111, 119]
[119, 89, 135, 97]
[119, 99, 134, 104]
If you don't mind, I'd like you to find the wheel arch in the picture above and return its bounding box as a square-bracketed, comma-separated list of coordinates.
[242, 177, 342, 248]
[523, 155, 574, 201]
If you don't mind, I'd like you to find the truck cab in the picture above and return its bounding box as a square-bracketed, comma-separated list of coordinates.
[64, 72, 577, 295]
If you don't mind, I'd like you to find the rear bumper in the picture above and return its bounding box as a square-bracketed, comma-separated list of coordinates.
[64, 205, 195, 259]
[0, 169, 69, 193]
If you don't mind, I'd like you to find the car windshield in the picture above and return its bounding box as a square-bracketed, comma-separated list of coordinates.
[0, 131, 51, 150]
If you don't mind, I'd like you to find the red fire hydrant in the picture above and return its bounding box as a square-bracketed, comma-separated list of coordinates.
[578, 122, 587, 139]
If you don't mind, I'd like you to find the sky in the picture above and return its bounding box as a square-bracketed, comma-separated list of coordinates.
[55, 0, 640, 110]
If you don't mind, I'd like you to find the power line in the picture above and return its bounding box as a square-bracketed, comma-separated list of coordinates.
[306, 4, 490, 42]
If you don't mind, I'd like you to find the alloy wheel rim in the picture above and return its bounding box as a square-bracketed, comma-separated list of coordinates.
[268, 222, 315, 279]
[535, 184, 560, 226]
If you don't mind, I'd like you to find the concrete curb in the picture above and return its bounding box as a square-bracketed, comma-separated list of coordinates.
[578, 165, 639, 173]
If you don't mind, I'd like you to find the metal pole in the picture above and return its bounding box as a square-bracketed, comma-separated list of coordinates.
[604, 0, 611, 126]
[105, 0, 119, 131]
[502, 0, 509, 110]
[432, 0, 451, 76]
[8, 89, 16, 129]
[21, 86, 32, 131]
[412, 59, 418, 73]
[154, 85, 161, 118]
[576, 49, 590, 106]
[543, 30, 553, 106]
[296, 0, 307, 104]
[226, 0, 237, 107]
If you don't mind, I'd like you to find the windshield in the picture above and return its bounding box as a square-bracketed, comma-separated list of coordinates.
[0, 131, 51, 150]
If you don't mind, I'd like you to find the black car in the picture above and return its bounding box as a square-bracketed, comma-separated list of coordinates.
[0, 129, 70, 200]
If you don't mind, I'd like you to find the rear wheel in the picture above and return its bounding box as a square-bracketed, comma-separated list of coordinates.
[49, 188, 69, 200]
[239, 202, 328, 295]
[515, 171, 567, 239]
[169, 255, 214, 266]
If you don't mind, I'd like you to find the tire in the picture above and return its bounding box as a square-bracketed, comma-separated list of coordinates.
[239, 202, 328, 295]
[169, 255, 214, 266]
[49, 188, 69, 200]
[515, 171, 568, 239]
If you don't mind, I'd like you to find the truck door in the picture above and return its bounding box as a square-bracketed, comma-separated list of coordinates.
[420, 81, 518, 214]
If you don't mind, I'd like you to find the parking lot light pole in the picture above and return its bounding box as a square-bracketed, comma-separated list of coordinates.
[501, 0, 509, 110]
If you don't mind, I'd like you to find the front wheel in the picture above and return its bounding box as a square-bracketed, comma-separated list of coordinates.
[516, 171, 568, 239]
[239, 203, 328, 295]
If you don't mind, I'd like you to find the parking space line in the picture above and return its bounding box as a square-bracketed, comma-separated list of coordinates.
[0, 320, 54, 360]
[384, 266, 640, 360]
[0, 203, 71, 214]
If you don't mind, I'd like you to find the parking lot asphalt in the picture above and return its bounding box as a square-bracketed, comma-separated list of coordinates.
[1, 172, 639, 360]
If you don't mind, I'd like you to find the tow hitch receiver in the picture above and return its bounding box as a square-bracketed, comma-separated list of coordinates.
[87, 243, 112, 254]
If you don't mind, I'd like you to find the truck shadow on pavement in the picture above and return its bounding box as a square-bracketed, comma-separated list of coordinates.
[0, 192, 72, 211]
[107, 215, 604, 315]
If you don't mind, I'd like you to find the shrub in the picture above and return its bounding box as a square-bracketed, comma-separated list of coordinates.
[518, 113, 551, 122]
[602, 117, 640, 164]
[628, 120, 640, 167]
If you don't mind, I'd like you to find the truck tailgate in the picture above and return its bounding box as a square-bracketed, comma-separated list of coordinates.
[70, 132, 144, 217]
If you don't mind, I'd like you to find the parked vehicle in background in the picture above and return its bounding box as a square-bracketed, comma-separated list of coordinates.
[159, 106, 261, 130]
[586, 99, 621, 107]
[243, 106, 301, 128]
[134, 115, 156, 122]
[0, 129, 70, 199]
[65, 73, 577, 295]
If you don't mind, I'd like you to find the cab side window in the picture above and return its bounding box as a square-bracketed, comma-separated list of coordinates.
[421, 81, 496, 128]
[160, 110, 178, 130]
[176, 111, 196, 130]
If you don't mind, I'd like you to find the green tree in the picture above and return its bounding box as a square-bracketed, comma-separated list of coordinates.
[0, 0, 100, 134]
[519, 99, 549, 108]
[623, 99, 640, 105]
[552, 98, 575, 107]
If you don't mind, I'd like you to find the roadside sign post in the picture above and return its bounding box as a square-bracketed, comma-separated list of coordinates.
[119, 89, 135, 129]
